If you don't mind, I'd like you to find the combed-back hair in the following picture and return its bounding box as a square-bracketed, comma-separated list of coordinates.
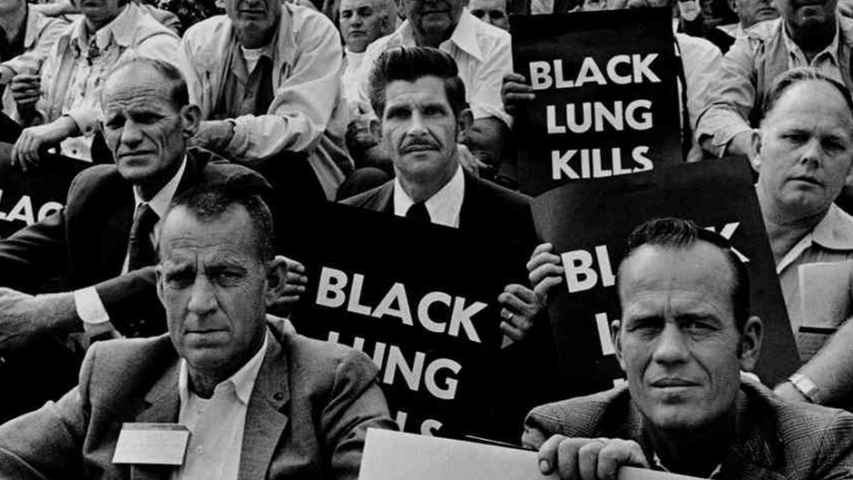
[106, 57, 189, 110]
[761, 67, 853, 121]
[163, 183, 276, 264]
[618, 217, 751, 332]
[368, 46, 468, 118]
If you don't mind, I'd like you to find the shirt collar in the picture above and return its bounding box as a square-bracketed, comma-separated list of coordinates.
[71, 2, 136, 52]
[178, 330, 270, 406]
[776, 204, 853, 273]
[397, 9, 484, 62]
[132, 156, 187, 219]
[781, 17, 841, 65]
[393, 165, 464, 228]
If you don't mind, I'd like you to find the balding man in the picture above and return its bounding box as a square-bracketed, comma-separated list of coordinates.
[748, 68, 853, 408]
[8, 0, 183, 166]
[0, 58, 268, 420]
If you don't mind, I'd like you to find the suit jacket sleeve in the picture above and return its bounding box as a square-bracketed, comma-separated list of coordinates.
[0, 341, 98, 478]
[322, 349, 398, 480]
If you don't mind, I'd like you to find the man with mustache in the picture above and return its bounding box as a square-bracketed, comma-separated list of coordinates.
[7, 0, 182, 166]
[343, 47, 554, 441]
[347, 0, 512, 177]
[524, 217, 853, 480]
[697, 0, 853, 163]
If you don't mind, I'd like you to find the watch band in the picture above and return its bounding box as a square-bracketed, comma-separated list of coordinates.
[788, 373, 821, 404]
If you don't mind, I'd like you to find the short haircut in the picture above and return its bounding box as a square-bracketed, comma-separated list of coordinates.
[105, 57, 189, 110]
[162, 184, 276, 264]
[368, 46, 468, 119]
[617, 217, 751, 332]
[761, 67, 853, 122]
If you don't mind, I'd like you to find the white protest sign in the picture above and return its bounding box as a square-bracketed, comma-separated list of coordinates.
[359, 429, 702, 480]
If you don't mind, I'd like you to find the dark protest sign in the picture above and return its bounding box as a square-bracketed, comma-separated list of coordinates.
[532, 158, 798, 393]
[289, 202, 528, 438]
[511, 8, 682, 196]
[0, 142, 89, 238]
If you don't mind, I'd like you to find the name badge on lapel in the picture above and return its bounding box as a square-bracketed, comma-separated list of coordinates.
[113, 423, 190, 466]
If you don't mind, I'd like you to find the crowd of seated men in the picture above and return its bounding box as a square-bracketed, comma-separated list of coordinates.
[2, 0, 853, 477]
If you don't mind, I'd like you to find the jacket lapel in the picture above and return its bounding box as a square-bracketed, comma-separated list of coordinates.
[238, 329, 291, 480]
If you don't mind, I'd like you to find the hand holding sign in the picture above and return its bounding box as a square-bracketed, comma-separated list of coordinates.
[538, 435, 649, 480]
[527, 243, 565, 304]
[501, 72, 535, 116]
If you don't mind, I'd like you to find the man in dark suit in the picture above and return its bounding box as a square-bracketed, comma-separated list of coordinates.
[343, 46, 555, 441]
[0, 58, 269, 420]
[0, 183, 397, 479]
[525, 218, 853, 480]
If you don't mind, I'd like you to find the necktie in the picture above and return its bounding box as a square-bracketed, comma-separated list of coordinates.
[406, 202, 431, 223]
[127, 203, 159, 271]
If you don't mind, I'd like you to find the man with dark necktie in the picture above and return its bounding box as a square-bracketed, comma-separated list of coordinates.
[342, 46, 557, 441]
[0, 58, 269, 420]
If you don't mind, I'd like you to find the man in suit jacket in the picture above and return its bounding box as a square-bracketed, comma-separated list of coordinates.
[524, 218, 853, 480]
[342, 46, 555, 442]
[0, 58, 269, 420]
[0, 183, 397, 479]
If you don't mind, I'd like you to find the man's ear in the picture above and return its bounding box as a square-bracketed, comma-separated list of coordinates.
[751, 128, 763, 171]
[369, 116, 382, 143]
[738, 316, 763, 372]
[612, 319, 627, 372]
[155, 265, 165, 304]
[180, 104, 202, 139]
[456, 108, 473, 144]
[264, 256, 288, 307]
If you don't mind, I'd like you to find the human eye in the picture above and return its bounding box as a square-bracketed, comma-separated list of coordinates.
[104, 113, 125, 130]
[822, 137, 849, 154]
[385, 105, 409, 120]
[341, 9, 352, 18]
[359, 7, 373, 15]
[131, 111, 164, 126]
[680, 316, 717, 335]
[625, 316, 662, 337]
[471, 8, 485, 17]
[164, 267, 194, 289]
[209, 266, 246, 286]
[423, 104, 447, 116]
[490, 10, 505, 19]
[781, 130, 807, 144]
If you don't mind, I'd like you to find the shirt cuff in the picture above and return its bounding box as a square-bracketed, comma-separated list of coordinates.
[74, 287, 115, 337]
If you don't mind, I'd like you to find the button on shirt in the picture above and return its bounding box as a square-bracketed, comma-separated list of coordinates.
[393, 165, 464, 228]
[73, 157, 187, 335]
[173, 333, 269, 480]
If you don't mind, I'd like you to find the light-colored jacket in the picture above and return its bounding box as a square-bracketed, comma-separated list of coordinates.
[1, 5, 69, 119]
[697, 16, 853, 156]
[181, 5, 353, 200]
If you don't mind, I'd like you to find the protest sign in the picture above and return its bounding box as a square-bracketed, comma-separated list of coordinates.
[511, 8, 682, 196]
[531, 158, 798, 393]
[360, 429, 703, 480]
[288, 202, 531, 439]
[0, 142, 89, 238]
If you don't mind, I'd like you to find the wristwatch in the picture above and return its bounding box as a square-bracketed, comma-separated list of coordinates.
[788, 373, 822, 404]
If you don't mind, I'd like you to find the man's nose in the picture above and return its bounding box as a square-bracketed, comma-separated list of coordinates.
[652, 322, 690, 365]
[187, 276, 217, 315]
[799, 137, 823, 169]
[120, 119, 144, 147]
[406, 111, 429, 135]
